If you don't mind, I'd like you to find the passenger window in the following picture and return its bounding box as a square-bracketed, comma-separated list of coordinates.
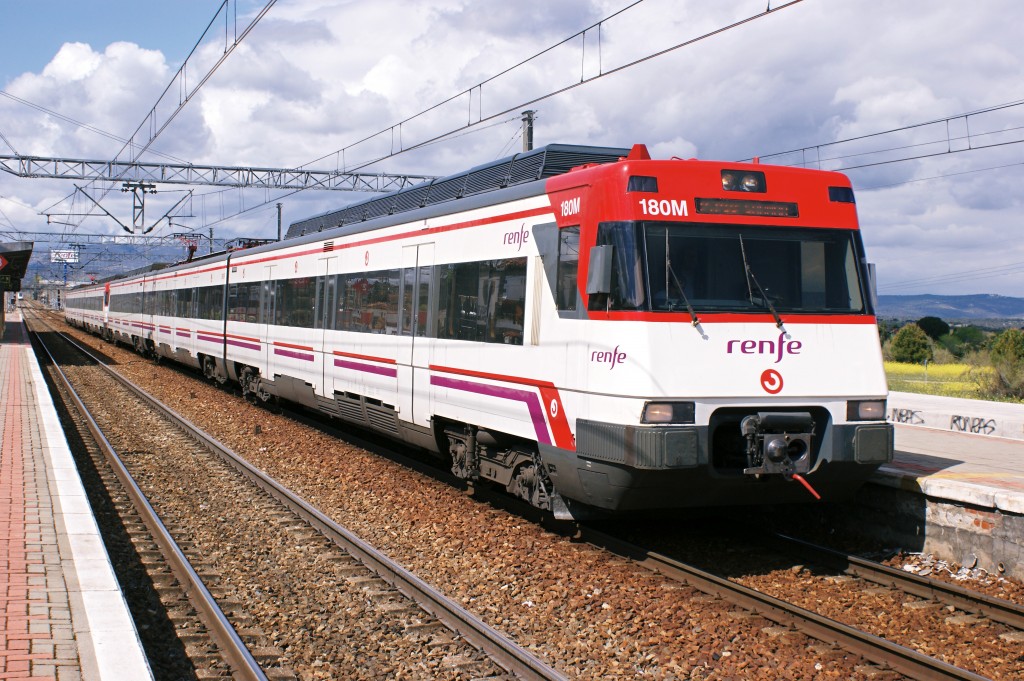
[335, 270, 400, 333]
[436, 258, 526, 344]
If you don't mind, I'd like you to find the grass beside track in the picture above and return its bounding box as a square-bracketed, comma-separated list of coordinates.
[885, 361, 994, 400]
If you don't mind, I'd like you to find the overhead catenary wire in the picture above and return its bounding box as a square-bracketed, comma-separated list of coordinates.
[59, 0, 278, 233]
[302, 0, 807, 177]
[195, 2, 810, 229]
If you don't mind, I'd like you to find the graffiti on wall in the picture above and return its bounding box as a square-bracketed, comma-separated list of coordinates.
[950, 415, 997, 435]
[890, 408, 925, 425]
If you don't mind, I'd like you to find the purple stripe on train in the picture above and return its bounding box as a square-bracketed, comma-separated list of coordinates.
[197, 334, 221, 344]
[430, 375, 550, 446]
[226, 338, 261, 352]
[274, 347, 314, 362]
[334, 359, 398, 378]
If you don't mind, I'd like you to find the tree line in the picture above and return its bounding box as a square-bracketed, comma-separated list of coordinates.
[881, 317, 1024, 400]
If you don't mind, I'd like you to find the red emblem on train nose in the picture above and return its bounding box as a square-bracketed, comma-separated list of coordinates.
[760, 369, 783, 394]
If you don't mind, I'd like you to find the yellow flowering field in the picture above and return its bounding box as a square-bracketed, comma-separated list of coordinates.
[884, 362, 992, 399]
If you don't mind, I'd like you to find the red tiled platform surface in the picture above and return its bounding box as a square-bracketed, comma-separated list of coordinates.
[1, 321, 78, 680]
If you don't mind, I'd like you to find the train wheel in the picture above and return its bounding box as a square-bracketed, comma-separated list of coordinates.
[240, 366, 273, 407]
[201, 356, 225, 385]
[507, 455, 553, 511]
[445, 426, 478, 480]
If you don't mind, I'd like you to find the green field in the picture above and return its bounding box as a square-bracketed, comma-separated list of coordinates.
[884, 362, 992, 399]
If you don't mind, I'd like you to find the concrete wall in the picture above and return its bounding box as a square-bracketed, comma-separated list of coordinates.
[887, 391, 1024, 442]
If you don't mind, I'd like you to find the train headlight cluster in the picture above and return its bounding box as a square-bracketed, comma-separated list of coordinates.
[641, 401, 696, 424]
[721, 169, 767, 193]
[847, 400, 886, 421]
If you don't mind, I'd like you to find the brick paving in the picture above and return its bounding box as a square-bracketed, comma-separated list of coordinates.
[1, 318, 77, 680]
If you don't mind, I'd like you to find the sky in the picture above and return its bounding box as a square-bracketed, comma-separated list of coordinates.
[0, 0, 1022, 298]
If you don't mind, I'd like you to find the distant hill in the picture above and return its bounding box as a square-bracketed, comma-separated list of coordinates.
[876, 294, 1024, 320]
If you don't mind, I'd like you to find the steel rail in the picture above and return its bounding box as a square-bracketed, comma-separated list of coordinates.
[40, 319, 567, 681]
[27, 319, 268, 681]
[774, 532, 1024, 630]
[580, 526, 992, 681]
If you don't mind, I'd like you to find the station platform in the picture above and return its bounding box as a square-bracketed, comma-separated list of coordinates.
[854, 395, 1024, 580]
[1, 311, 152, 680]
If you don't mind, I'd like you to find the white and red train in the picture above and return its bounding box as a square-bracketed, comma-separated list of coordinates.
[65, 143, 893, 516]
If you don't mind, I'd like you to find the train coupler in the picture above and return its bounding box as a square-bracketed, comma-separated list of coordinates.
[741, 412, 814, 477]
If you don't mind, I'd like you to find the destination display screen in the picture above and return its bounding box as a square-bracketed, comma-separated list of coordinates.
[695, 198, 799, 218]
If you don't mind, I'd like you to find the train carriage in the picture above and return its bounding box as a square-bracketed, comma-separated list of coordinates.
[66, 143, 893, 516]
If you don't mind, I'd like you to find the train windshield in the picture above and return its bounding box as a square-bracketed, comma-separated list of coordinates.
[592, 221, 867, 314]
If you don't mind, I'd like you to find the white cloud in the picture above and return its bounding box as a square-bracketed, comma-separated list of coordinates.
[2, 0, 1023, 295]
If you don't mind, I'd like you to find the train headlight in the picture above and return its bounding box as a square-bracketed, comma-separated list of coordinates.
[642, 401, 695, 424]
[721, 169, 767, 193]
[847, 400, 886, 421]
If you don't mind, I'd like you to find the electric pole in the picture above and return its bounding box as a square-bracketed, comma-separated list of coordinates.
[121, 181, 157, 233]
[521, 110, 535, 151]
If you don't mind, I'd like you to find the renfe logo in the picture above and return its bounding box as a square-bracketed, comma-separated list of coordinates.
[591, 345, 627, 369]
[503, 223, 530, 251]
[727, 332, 802, 364]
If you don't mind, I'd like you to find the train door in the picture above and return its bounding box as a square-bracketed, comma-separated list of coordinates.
[260, 265, 275, 377]
[102, 282, 111, 337]
[397, 243, 433, 427]
[317, 256, 337, 398]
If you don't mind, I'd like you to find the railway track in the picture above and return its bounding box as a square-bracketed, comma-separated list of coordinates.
[34, 305, 1024, 679]
[26, 310, 563, 680]
[29, 313, 277, 680]
[578, 525, 1024, 681]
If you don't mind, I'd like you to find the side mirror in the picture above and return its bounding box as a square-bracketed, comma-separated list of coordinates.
[586, 245, 613, 295]
[865, 262, 878, 310]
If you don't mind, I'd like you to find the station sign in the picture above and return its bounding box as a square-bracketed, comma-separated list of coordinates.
[51, 249, 79, 264]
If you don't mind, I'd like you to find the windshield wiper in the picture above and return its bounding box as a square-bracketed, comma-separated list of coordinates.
[666, 262, 700, 326]
[739, 235, 785, 330]
[663, 231, 700, 326]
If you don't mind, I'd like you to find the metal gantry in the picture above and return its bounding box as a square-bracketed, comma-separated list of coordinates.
[0, 154, 437, 192]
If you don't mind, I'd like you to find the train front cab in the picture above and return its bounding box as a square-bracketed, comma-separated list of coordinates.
[536, 146, 893, 512]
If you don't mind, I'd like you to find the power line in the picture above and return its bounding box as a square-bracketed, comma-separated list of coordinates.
[198, 2, 809, 229]
[0, 90, 190, 165]
[64, 0, 279, 234]
[858, 160, 1024, 191]
[749, 99, 1024, 171]
[302, 1, 806, 175]
[879, 261, 1024, 292]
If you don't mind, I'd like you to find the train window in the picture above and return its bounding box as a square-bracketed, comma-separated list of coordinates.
[436, 258, 526, 344]
[262, 281, 274, 324]
[556, 227, 580, 311]
[317, 275, 335, 329]
[334, 270, 400, 333]
[589, 222, 645, 311]
[642, 223, 865, 313]
[227, 284, 239, 321]
[227, 282, 261, 323]
[196, 285, 224, 321]
[416, 265, 431, 337]
[399, 265, 433, 337]
[157, 290, 167, 317]
[274, 277, 316, 328]
[177, 287, 195, 318]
